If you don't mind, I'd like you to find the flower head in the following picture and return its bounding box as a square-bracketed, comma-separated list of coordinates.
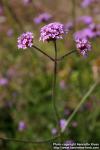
[40, 22, 64, 42]
[75, 38, 91, 56]
[34, 12, 52, 24]
[17, 32, 34, 49]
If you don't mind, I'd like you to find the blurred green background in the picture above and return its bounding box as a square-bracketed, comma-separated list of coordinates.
[0, 0, 100, 149]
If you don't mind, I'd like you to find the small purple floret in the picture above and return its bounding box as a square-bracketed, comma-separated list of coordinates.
[17, 32, 34, 49]
[40, 22, 65, 42]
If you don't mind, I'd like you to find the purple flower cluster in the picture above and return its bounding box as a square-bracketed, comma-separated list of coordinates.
[17, 22, 92, 58]
[75, 38, 91, 56]
[34, 12, 52, 24]
[17, 32, 34, 49]
[40, 22, 64, 42]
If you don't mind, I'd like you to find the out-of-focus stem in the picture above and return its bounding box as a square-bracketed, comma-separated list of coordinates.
[0, 134, 60, 144]
[61, 80, 99, 133]
[2, 0, 23, 32]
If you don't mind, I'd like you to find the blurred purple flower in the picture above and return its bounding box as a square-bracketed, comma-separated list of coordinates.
[65, 140, 74, 145]
[7, 28, 14, 37]
[85, 101, 93, 110]
[18, 121, 26, 131]
[74, 28, 94, 39]
[65, 140, 75, 150]
[65, 21, 73, 31]
[81, 0, 92, 8]
[59, 80, 66, 89]
[34, 12, 52, 24]
[93, 8, 100, 14]
[51, 128, 57, 135]
[22, 0, 32, 5]
[60, 119, 67, 131]
[0, 77, 8, 86]
[64, 109, 71, 116]
[74, 30, 85, 39]
[71, 121, 78, 128]
[77, 16, 93, 25]
[75, 38, 91, 57]
[81, 0, 100, 8]
[17, 32, 34, 49]
[74, 23, 100, 40]
[40, 22, 65, 42]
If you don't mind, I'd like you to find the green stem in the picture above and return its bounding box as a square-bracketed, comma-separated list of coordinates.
[0, 135, 60, 144]
[52, 41, 63, 149]
[32, 45, 55, 62]
[32, 46, 76, 62]
[61, 80, 99, 132]
[52, 41, 60, 128]
[57, 50, 76, 61]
